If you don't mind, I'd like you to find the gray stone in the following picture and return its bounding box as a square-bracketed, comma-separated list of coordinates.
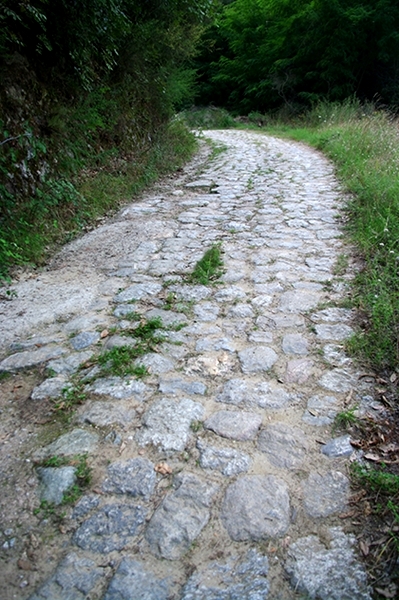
[285, 358, 314, 384]
[64, 314, 109, 333]
[159, 378, 206, 396]
[181, 549, 269, 600]
[114, 283, 162, 303]
[323, 343, 352, 367]
[70, 331, 100, 350]
[311, 308, 354, 323]
[319, 369, 356, 393]
[193, 302, 220, 322]
[0, 345, 66, 372]
[113, 304, 139, 318]
[145, 308, 188, 327]
[302, 471, 349, 517]
[279, 290, 321, 312]
[77, 401, 136, 427]
[87, 376, 148, 400]
[196, 337, 235, 353]
[145, 473, 218, 560]
[216, 378, 250, 406]
[104, 335, 137, 350]
[102, 458, 156, 500]
[258, 422, 308, 469]
[31, 377, 70, 400]
[257, 313, 305, 329]
[47, 351, 92, 375]
[254, 381, 298, 409]
[282, 334, 309, 355]
[72, 495, 100, 519]
[28, 552, 105, 600]
[169, 284, 211, 302]
[221, 475, 290, 541]
[139, 353, 175, 374]
[214, 286, 246, 302]
[227, 304, 254, 319]
[104, 557, 170, 600]
[37, 467, 77, 505]
[73, 504, 147, 553]
[302, 395, 339, 426]
[205, 410, 262, 441]
[248, 331, 273, 344]
[197, 439, 251, 476]
[315, 324, 354, 341]
[238, 346, 278, 373]
[285, 528, 372, 600]
[321, 435, 354, 458]
[137, 397, 204, 451]
[37, 429, 99, 459]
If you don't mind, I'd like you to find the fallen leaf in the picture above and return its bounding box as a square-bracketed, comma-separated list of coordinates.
[338, 511, 356, 519]
[100, 329, 109, 338]
[17, 559, 32, 571]
[359, 540, 369, 556]
[390, 373, 397, 383]
[308, 409, 318, 416]
[155, 462, 173, 475]
[119, 442, 126, 455]
[138, 449, 145, 455]
[364, 453, 381, 462]
[375, 587, 397, 599]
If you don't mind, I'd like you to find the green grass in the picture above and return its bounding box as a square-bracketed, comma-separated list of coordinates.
[188, 243, 223, 285]
[333, 407, 358, 431]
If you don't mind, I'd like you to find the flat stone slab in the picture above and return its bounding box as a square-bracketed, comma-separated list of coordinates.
[227, 303, 254, 318]
[145, 308, 189, 327]
[137, 397, 204, 451]
[87, 377, 148, 400]
[0, 345, 66, 372]
[31, 376, 70, 400]
[145, 473, 218, 560]
[285, 528, 372, 600]
[205, 410, 262, 441]
[285, 358, 314, 384]
[197, 439, 251, 476]
[258, 422, 308, 469]
[47, 351, 92, 375]
[70, 331, 100, 350]
[221, 475, 290, 541]
[101, 457, 156, 500]
[315, 324, 354, 341]
[279, 290, 321, 312]
[139, 353, 175, 374]
[28, 552, 105, 600]
[214, 286, 246, 302]
[217, 378, 297, 410]
[114, 282, 162, 302]
[282, 333, 309, 355]
[302, 471, 349, 517]
[36, 429, 99, 460]
[37, 467, 76, 505]
[76, 401, 136, 427]
[319, 369, 356, 393]
[169, 284, 211, 302]
[321, 435, 354, 458]
[302, 395, 339, 426]
[159, 377, 206, 396]
[238, 346, 278, 373]
[73, 504, 147, 553]
[196, 337, 235, 353]
[181, 549, 269, 599]
[193, 302, 220, 321]
[103, 557, 170, 600]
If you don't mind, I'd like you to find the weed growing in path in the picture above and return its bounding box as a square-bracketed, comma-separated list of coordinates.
[188, 243, 223, 285]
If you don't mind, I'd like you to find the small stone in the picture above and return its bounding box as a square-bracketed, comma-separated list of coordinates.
[221, 475, 290, 541]
[321, 435, 354, 458]
[138, 353, 175, 374]
[248, 331, 273, 343]
[70, 331, 99, 350]
[169, 284, 211, 302]
[37, 467, 76, 505]
[145, 473, 218, 560]
[239, 346, 278, 373]
[205, 410, 262, 441]
[137, 397, 204, 451]
[181, 549, 269, 600]
[302, 471, 349, 517]
[282, 334, 309, 355]
[315, 324, 354, 341]
[73, 504, 147, 554]
[214, 286, 246, 302]
[227, 304, 254, 319]
[114, 283, 162, 303]
[258, 422, 308, 469]
[197, 439, 251, 476]
[72, 495, 100, 519]
[37, 429, 99, 460]
[285, 528, 372, 600]
[47, 351, 92, 375]
[216, 378, 249, 406]
[193, 302, 220, 322]
[196, 337, 235, 353]
[159, 378, 206, 396]
[87, 377, 148, 400]
[31, 377, 70, 400]
[101, 458, 156, 500]
[319, 369, 356, 393]
[0, 346, 66, 372]
[77, 401, 136, 427]
[104, 557, 170, 600]
[302, 395, 339, 426]
[285, 358, 314, 384]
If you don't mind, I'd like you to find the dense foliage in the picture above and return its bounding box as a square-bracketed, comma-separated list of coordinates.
[195, 0, 399, 112]
[0, 0, 211, 277]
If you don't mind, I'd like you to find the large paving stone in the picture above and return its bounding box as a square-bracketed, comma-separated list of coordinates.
[145, 473, 219, 560]
[321, 435, 354, 458]
[37, 467, 76, 505]
[76, 401, 136, 427]
[159, 377, 206, 396]
[285, 528, 372, 600]
[31, 376, 70, 400]
[101, 457, 156, 500]
[47, 351, 92, 375]
[145, 308, 189, 327]
[139, 353, 175, 374]
[238, 346, 278, 373]
[169, 284, 211, 302]
[205, 410, 262, 441]
[70, 331, 100, 350]
[193, 302, 220, 322]
[319, 369, 356, 393]
[36, 429, 99, 460]
[217, 378, 296, 410]
[302, 471, 349, 517]
[87, 376, 149, 401]
[137, 397, 204, 452]
[285, 358, 314, 384]
[279, 290, 321, 312]
[214, 286, 246, 302]
[315, 324, 354, 341]
[0, 345, 66, 372]
[104, 557, 170, 600]
[221, 475, 290, 541]
[197, 439, 251, 476]
[73, 504, 147, 553]
[114, 283, 162, 302]
[282, 333, 309, 355]
[181, 549, 269, 600]
[258, 422, 308, 469]
[28, 552, 105, 600]
[302, 395, 339, 426]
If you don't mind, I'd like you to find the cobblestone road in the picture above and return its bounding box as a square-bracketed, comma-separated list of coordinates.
[0, 130, 375, 599]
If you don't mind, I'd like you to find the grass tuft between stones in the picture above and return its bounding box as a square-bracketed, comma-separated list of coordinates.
[188, 243, 223, 285]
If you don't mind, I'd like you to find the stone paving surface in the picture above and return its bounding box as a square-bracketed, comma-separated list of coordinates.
[0, 130, 375, 598]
